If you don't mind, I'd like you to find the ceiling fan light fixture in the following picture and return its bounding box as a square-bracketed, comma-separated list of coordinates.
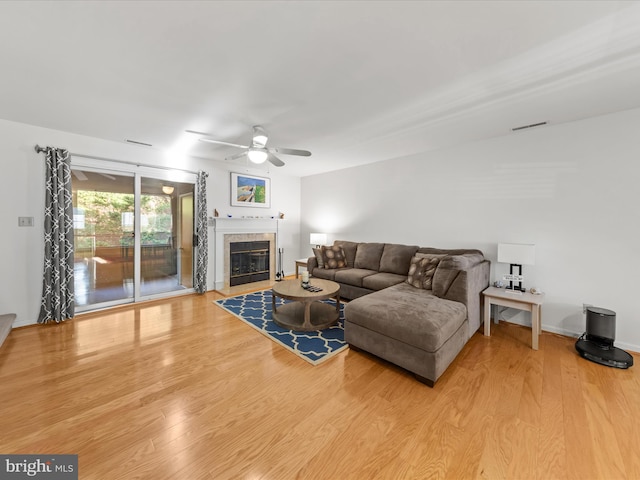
[193, 125, 310, 168]
[252, 125, 268, 147]
[248, 147, 268, 164]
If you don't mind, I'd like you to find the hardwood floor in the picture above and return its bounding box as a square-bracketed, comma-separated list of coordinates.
[1, 287, 638, 479]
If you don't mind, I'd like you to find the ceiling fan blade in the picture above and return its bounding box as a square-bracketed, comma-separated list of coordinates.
[270, 147, 312, 157]
[225, 151, 248, 162]
[72, 170, 88, 181]
[267, 154, 285, 167]
[199, 138, 249, 149]
[186, 129, 249, 149]
[185, 129, 212, 136]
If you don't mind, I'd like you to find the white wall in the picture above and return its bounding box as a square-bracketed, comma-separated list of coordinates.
[301, 108, 640, 352]
[0, 119, 301, 328]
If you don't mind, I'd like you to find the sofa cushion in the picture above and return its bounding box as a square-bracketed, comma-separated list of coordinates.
[334, 241, 358, 267]
[362, 272, 407, 291]
[345, 282, 467, 352]
[406, 253, 445, 290]
[311, 267, 342, 281]
[335, 268, 377, 288]
[417, 247, 484, 256]
[312, 247, 325, 269]
[438, 252, 484, 270]
[432, 253, 485, 297]
[379, 243, 419, 275]
[354, 243, 385, 271]
[321, 245, 347, 269]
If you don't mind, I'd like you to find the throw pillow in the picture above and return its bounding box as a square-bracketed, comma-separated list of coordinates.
[334, 240, 358, 267]
[321, 245, 347, 269]
[406, 253, 445, 290]
[312, 247, 325, 269]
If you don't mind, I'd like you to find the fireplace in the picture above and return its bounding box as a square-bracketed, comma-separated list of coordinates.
[229, 240, 270, 286]
[214, 219, 278, 291]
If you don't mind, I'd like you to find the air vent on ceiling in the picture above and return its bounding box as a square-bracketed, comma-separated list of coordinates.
[511, 121, 548, 132]
[125, 139, 153, 147]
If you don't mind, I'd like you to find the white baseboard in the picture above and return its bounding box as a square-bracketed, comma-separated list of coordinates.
[497, 316, 640, 354]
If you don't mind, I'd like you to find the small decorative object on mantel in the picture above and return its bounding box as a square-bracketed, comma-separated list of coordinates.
[214, 208, 219, 217]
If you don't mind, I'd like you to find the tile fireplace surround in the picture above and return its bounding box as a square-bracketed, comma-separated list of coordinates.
[213, 218, 278, 291]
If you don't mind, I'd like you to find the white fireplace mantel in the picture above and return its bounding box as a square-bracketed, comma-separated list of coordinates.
[213, 217, 279, 234]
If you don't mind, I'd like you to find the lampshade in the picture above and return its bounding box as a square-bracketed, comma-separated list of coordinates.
[498, 243, 535, 265]
[247, 147, 268, 164]
[162, 185, 174, 195]
[310, 233, 327, 246]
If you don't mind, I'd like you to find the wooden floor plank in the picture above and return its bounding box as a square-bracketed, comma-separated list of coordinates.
[0, 292, 638, 479]
[560, 347, 600, 480]
[536, 333, 568, 480]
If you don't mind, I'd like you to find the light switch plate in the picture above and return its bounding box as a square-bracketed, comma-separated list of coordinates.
[18, 217, 34, 227]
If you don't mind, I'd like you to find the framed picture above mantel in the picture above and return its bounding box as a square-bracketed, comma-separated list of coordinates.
[230, 172, 270, 208]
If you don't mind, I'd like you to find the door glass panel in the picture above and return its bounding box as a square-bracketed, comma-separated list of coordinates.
[72, 169, 135, 307]
[179, 193, 194, 289]
[139, 178, 194, 296]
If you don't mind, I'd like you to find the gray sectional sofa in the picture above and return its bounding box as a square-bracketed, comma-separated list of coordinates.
[307, 240, 490, 386]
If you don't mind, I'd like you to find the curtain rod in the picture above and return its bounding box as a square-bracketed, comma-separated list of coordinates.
[34, 144, 201, 176]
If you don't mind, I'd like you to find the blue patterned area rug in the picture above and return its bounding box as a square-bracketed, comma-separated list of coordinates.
[214, 289, 348, 365]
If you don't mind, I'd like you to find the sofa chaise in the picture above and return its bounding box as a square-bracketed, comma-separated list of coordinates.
[307, 240, 490, 386]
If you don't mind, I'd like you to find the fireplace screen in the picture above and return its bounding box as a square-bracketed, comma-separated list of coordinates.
[230, 241, 270, 286]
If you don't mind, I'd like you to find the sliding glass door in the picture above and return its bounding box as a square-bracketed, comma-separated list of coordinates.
[72, 166, 195, 311]
[139, 177, 194, 297]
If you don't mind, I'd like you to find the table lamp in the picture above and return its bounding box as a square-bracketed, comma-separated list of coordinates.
[497, 243, 535, 292]
[310, 233, 327, 249]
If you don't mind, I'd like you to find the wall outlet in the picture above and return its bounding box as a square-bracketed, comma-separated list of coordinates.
[18, 216, 34, 227]
[583, 303, 593, 314]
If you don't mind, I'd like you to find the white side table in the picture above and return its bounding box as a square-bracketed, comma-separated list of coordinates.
[482, 286, 545, 350]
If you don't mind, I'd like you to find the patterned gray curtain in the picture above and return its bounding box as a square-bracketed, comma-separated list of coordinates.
[38, 147, 75, 323]
[194, 171, 208, 293]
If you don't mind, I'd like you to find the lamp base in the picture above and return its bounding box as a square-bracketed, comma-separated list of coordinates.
[505, 285, 525, 293]
[504, 288, 523, 294]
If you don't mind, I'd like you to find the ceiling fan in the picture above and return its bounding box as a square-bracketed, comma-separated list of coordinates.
[186, 125, 311, 167]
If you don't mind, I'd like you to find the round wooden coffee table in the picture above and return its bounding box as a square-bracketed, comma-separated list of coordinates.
[271, 278, 340, 331]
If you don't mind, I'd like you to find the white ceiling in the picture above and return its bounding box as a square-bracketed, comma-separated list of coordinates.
[1, 1, 640, 177]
